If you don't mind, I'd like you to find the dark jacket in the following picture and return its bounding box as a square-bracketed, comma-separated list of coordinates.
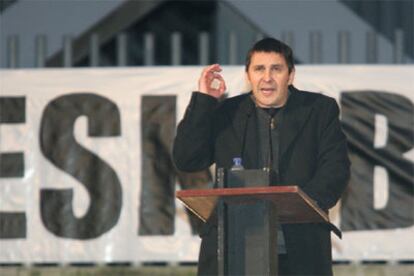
[173, 87, 350, 275]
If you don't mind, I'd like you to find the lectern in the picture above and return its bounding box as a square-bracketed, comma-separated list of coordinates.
[176, 170, 336, 275]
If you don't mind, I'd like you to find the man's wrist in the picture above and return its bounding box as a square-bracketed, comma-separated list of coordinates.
[194, 91, 220, 100]
[196, 91, 221, 99]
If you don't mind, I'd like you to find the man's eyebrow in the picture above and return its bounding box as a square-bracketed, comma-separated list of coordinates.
[253, 63, 284, 68]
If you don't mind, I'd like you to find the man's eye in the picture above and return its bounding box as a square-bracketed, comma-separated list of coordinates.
[255, 67, 264, 71]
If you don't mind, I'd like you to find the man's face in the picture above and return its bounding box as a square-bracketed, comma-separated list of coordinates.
[246, 51, 295, 108]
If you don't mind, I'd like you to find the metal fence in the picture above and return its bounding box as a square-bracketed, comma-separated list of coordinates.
[5, 29, 410, 68]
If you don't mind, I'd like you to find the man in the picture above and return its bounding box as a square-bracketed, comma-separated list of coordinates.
[173, 38, 350, 275]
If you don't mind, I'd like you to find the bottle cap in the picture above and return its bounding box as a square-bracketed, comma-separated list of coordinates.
[233, 157, 242, 166]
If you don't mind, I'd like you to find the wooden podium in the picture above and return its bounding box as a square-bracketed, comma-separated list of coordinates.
[177, 185, 335, 275]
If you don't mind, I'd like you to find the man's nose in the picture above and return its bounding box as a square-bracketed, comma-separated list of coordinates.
[263, 69, 272, 82]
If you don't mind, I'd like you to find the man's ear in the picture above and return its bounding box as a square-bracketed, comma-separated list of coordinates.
[245, 71, 251, 83]
[244, 72, 252, 91]
[288, 68, 295, 85]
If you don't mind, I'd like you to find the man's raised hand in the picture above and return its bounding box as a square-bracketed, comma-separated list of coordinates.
[198, 64, 227, 99]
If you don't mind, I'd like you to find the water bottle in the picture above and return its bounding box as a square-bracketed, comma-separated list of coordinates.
[231, 157, 244, 171]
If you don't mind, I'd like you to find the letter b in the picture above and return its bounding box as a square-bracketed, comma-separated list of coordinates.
[340, 91, 414, 231]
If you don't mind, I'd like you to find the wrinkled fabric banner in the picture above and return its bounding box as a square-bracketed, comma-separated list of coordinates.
[0, 66, 413, 263]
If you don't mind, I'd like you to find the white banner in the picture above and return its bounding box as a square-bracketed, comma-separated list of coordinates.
[0, 66, 413, 263]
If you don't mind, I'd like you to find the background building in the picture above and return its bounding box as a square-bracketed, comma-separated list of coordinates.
[1, 0, 413, 68]
[1, 1, 413, 275]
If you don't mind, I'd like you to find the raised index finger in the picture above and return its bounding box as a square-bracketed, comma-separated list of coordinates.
[201, 64, 222, 78]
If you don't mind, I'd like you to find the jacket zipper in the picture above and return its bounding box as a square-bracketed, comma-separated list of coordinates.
[270, 117, 276, 130]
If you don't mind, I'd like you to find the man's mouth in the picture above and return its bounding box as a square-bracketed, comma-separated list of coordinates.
[260, 88, 276, 95]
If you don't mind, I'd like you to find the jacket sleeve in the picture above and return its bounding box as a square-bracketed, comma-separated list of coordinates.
[302, 98, 351, 210]
[173, 92, 219, 172]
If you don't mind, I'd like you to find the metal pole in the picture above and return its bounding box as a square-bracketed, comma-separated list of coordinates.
[171, 32, 182, 65]
[117, 33, 127, 67]
[198, 32, 209, 65]
[366, 31, 378, 64]
[7, 35, 19, 68]
[393, 29, 404, 64]
[229, 32, 237, 65]
[90, 33, 99, 67]
[63, 35, 73, 68]
[35, 35, 47, 68]
[338, 31, 350, 64]
[281, 31, 294, 50]
[309, 31, 322, 64]
[144, 33, 154, 66]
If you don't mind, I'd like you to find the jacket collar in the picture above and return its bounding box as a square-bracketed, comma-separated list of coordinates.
[226, 87, 313, 167]
[278, 86, 313, 158]
[226, 92, 256, 167]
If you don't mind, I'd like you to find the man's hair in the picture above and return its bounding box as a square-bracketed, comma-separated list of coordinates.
[245, 37, 295, 73]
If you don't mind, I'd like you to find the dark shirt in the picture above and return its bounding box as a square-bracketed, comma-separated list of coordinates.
[256, 105, 286, 254]
[256, 106, 283, 182]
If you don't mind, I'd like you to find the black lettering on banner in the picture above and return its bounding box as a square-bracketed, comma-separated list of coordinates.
[0, 97, 26, 123]
[139, 96, 209, 235]
[0, 97, 27, 239]
[39, 93, 122, 239]
[340, 91, 414, 231]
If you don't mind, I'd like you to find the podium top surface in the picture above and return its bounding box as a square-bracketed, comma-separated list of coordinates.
[176, 186, 329, 224]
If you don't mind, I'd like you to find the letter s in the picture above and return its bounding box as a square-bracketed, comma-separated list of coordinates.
[40, 93, 122, 239]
